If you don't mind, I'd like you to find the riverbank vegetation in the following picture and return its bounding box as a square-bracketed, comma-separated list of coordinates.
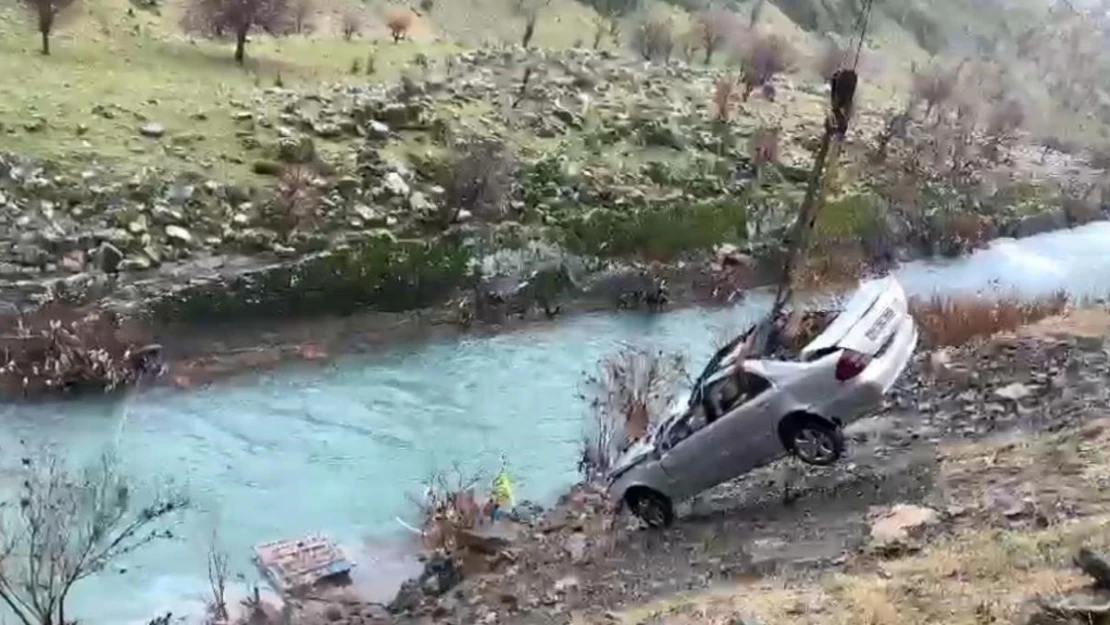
[0, 0, 1107, 354]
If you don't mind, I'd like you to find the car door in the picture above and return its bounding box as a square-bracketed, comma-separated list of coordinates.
[657, 410, 724, 499]
[699, 369, 781, 481]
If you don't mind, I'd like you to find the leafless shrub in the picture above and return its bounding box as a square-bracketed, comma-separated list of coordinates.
[586, 0, 638, 48]
[340, 3, 362, 40]
[206, 531, 230, 624]
[410, 465, 486, 553]
[0, 302, 155, 397]
[911, 62, 960, 120]
[261, 164, 321, 237]
[442, 138, 515, 226]
[578, 346, 688, 480]
[181, 0, 293, 64]
[816, 38, 848, 81]
[692, 8, 738, 65]
[735, 31, 793, 100]
[712, 75, 736, 121]
[289, 0, 313, 34]
[984, 97, 1025, 161]
[632, 12, 674, 62]
[0, 448, 187, 625]
[748, 126, 780, 165]
[20, 0, 79, 55]
[385, 7, 413, 43]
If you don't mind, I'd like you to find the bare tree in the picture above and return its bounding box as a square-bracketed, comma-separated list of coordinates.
[290, 0, 313, 34]
[181, 0, 293, 64]
[692, 8, 737, 65]
[0, 449, 187, 625]
[340, 2, 362, 40]
[19, 0, 78, 55]
[631, 12, 674, 61]
[584, 0, 638, 48]
[206, 530, 230, 623]
[385, 7, 413, 43]
[735, 31, 793, 100]
[515, 0, 551, 49]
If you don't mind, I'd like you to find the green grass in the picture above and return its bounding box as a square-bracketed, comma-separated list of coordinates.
[0, 0, 598, 182]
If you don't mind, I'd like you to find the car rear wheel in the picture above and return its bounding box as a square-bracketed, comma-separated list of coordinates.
[787, 417, 844, 466]
[625, 488, 674, 528]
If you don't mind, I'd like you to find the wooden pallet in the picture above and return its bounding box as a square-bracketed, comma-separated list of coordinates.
[254, 534, 353, 593]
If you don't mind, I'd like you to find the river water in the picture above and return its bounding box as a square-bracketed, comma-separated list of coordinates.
[5, 221, 1110, 623]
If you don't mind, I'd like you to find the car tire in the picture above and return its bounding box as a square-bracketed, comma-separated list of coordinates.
[785, 416, 844, 466]
[625, 488, 674, 528]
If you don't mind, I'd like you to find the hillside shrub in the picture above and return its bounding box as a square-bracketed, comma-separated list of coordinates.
[561, 200, 746, 261]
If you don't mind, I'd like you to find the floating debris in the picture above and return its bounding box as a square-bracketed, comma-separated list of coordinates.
[254, 534, 353, 593]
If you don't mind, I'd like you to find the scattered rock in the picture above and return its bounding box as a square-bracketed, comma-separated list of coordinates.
[868, 504, 939, 555]
[995, 382, 1032, 402]
[382, 171, 410, 197]
[164, 225, 193, 245]
[92, 242, 124, 274]
[139, 122, 165, 138]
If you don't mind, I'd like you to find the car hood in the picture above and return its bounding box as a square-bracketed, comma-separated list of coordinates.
[609, 438, 656, 478]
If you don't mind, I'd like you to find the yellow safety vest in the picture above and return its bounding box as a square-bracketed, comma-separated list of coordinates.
[491, 470, 514, 507]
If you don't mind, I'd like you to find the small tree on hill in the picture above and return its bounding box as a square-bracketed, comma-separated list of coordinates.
[632, 12, 674, 62]
[340, 2, 363, 40]
[692, 8, 736, 65]
[585, 0, 638, 49]
[385, 7, 413, 43]
[736, 31, 792, 100]
[0, 448, 187, 625]
[182, 0, 293, 64]
[20, 0, 78, 56]
[290, 0, 313, 34]
[515, 0, 551, 49]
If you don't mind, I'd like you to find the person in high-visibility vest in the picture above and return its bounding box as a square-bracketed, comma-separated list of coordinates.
[489, 466, 514, 522]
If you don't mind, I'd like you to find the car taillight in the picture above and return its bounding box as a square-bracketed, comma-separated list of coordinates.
[835, 349, 871, 381]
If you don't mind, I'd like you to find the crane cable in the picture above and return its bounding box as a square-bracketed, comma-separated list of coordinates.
[750, 0, 876, 356]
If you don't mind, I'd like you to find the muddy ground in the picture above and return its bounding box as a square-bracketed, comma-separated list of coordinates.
[342, 313, 1110, 625]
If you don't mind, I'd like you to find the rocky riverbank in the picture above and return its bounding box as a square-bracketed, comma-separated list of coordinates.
[324, 309, 1110, 625]
[1, 44, 1108, 393]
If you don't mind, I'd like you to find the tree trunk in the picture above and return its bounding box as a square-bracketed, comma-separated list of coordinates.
[704, 46, 713, 65]
[38, 12, 52, 56]
[522, 15, 536, 48]
[234, 29, 247, 64]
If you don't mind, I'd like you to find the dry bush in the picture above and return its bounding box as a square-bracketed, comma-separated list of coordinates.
[911, 62, 960, 120]
[748, 126, 780, 165]
[692, 8, 738, 65]
[984, 97, 1025, 162]
[712, 75, 737, 121]
[339, 3, 363, 40]
[290, 0, 313, 33]
[632, 12, 674, 62]
[0, 448, 186, 625]
[909, 292, 1068, 347]
[261, 164, 321, 237]
[578, 346, 688, 480]
[791, 241, 868, 293]
[442, 138, 515, 226]
[206, 532, 230, 623]
[411, 466, 486, 553]
[816, 38, 848, 81]
[181, 0, 292, 64]
[0, 302, 156, 397]
[20, 0, 79, 55]
[736, 31, 793, 100]
[385, 7, 413, 42]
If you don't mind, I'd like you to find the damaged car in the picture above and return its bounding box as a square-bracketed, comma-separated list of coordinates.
[607, 276, 919, 527]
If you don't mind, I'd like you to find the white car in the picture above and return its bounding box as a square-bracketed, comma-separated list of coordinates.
[608, 276, 919, 527]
